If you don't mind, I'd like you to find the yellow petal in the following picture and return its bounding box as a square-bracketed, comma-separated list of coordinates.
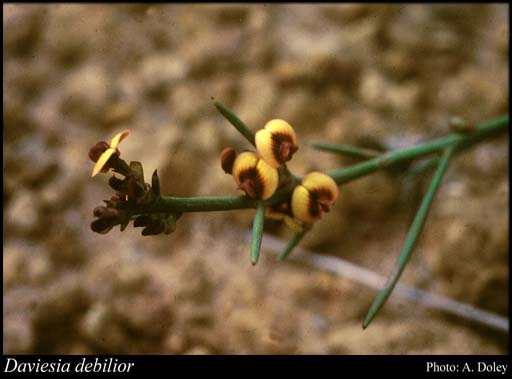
[283, 216, 305, 233]
[110, 130, 131, 149]
[291, 185, 316, 223]
[264, 119, 297, 145]
[232, 151, 259, 186]
[265, 208, 285, 221]
[256, 159, 279, 200]
[301, 171, 339, 203]
[91, 148, 116, 177]
[255, 129, 280, 168]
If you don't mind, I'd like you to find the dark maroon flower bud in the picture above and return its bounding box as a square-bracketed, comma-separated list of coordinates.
[134, 215, 153, 227]
[220, 147, 237, 174]
[127, 176, 145, 200]
[151, 170, 161, 197]
[103, 208, 121, 220]
[109, 176, 125, 191]
[93, 206, 107, 218]
[91, 218, 114, 234]
[142, 221, 165, 236]
[103, 200, 112, 207]
[117, 210, 130, 231]
[88, 141, 110, 163]
[120, 219, 129, 232]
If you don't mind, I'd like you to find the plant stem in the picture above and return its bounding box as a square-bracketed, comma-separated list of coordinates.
[362, 144, 457, 329]
[214, 101, 256, 146]
[403, 157, 441, 181]
[326, 115, 508, 185]
[278, 232, 306, 261]
[311, 143, 382, 159]
[117, 116, 507, 215]
[143, 195, 257, 213]
[251, 202, 266, 265]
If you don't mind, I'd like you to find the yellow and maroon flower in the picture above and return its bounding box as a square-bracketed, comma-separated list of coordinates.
[89, 130, 131, 177]
[255, 119, 298, 168]
[232, 151, 278, 200]
[291, 171, 339, 224]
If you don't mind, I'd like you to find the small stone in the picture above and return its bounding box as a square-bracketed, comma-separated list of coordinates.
[381, 49, 418, 81]
[191, 119, 222, 154]
[102, 102, 134, 127]
[181, 304, 214, 327]
[45, 224, 86, 267]
[80, 303, 129, 353]
[111, 265, 150, 294]
[32, 274, 90, 328]
[140, 54, 189, 99]
[60, 64, 111, 123]
[5, 190, 40, 233]
[184, 346, 211, 355]
[112, 286, 173, 338]
[3, 287, 40, 354]
[322, 4, 371, 23]
[235, 71, 277, 129]
[26, 253, 53, 286]
[164, 333, 186, 354]
[3, 4, 46, 56]
[3, 242, 31, 289]
[359, 69, 421, 113]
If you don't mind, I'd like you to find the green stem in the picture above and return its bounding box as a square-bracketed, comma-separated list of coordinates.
[311, 143, 382, 159]
[403, 157, 441, 181]
[214, 101, 256, 146]
[251, 202, 266, 265]
[326, 115, 508, 185]
[362, 144, 457, 329]
[115, 116, 507, 215]
[278, 232, 306, 261]
[133, 195, 257, 213]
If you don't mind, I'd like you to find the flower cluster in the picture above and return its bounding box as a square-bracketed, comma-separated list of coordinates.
[221, 119, 339, 232]
[88, 130, 180, 235]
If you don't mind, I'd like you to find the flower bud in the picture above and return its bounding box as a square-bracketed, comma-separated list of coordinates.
[109, 175, 125, 191]
[232, 151, 278, 200]
[134, 215, 153, 228]
[88, 141, 110, 163]
[91, 130, 130, 177]
[90, 218, 114, 234]
[142, 221, 165, 236]
[220, 147, 237, 174]
[291, 171, 339, 223]
[151, 170, 161, 197]
[93, 206, 107, 218]
[127, 175, 145, 201]
[255, 119, 298, 168]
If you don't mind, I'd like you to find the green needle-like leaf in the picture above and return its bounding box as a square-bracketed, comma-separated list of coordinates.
[251, 202, 266, 265]
[362, 144, 457, 329]
[151, 169, 161, 197]
[311, 142, 381, 160]
[278, 231, 306, 261]
[214, 101, 256, 146]
[327, 115, 508, 185]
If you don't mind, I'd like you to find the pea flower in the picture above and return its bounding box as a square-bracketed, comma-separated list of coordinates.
[232, 151, 278, 200]
[255, 119, 298, 168]
[89, 130, 131, 177]
[291, 171, 339, 224]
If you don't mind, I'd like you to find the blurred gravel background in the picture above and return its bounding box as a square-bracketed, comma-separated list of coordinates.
[3, 3, 509, 354]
